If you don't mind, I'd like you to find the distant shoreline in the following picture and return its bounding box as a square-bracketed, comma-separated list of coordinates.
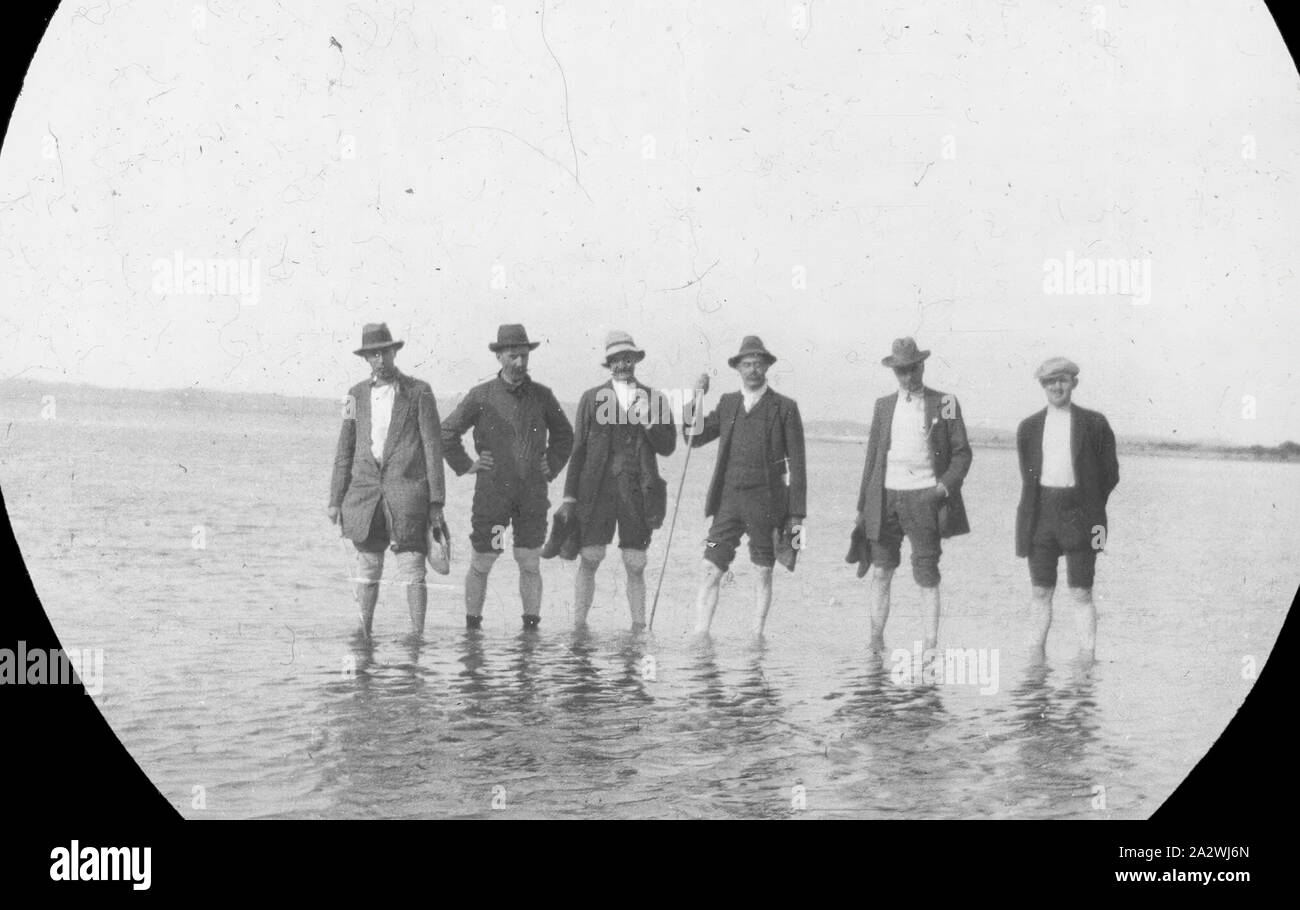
[805, 434, 1300, 463]
[4, 377, 1297, 464]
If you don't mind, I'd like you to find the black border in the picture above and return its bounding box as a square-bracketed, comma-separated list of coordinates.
[0, 0, 1293, 893]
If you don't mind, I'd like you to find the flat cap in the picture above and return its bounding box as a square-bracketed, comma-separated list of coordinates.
[1035, 356, 1080, 381]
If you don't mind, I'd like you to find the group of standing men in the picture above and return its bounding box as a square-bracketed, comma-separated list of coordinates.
[328, 321, 1118, 658]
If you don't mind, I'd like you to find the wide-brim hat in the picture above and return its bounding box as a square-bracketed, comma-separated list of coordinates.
[489, 323, 541, 352]
[602, 329, 646, 366]
[353, 322, 405, 356]
[728, 335, 777, 369]
[881, 336, 930, 368]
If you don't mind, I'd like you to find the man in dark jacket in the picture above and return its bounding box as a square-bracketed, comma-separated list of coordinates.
[1016, 357, 1118, 661]
[441, 324, 574, 629]
[329, 323, 446, 639]
[856, 337, 972, 653]
[682, 336, 806, 636]
[556, 331, 676, 631]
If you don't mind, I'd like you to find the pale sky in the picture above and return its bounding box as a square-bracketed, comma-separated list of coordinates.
[2, 0, 1299, 443]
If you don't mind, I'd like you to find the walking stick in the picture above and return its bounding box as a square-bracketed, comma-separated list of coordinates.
[649, 383, 707, 629]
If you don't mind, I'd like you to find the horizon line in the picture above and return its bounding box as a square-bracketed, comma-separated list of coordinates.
[1, 374, 1295, 451]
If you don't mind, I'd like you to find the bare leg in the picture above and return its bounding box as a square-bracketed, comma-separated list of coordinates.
[465, 550, 499, 619]
[575, 545, 604, 628]
[1068, 586, 1096, 659]
[868, 566, 894, 653]
[515, 546, 543, 621]
[694, 561, 725, 634]
[753, 566, 774, 636]
[622, 548, 648, 630]
[356, 583, 378, 639]
[1029, 585, 1054, 661]
[920, 584, 941, 652]
[355, 549, 383, 640]
[407, 584, 427, 635]
[399, 552, 427, 635]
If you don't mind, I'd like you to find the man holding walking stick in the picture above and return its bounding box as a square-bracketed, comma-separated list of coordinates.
[681, 336, 807, 636]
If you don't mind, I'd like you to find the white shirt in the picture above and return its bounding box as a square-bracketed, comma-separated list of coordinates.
[1040, 405, 1075, 487]
[742, 383, 769, 413]
[370, 381, 396, 464]
[612, 378, 636, 416]
[884, 391, 935, 490]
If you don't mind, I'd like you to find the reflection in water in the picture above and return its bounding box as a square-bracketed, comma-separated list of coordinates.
[506, 628, 545, 716]
[682, 641, 786, 734]
[613, 635, 655, 707]
[555, 631, 603, 706]
[669, 639, 797, 818]
[553, 630, 657, 710]
[831, 651, 948, 734]
[299, 631, 1137, 818]
[316, 630, 691, 817]
[391, 633, 429, 693]
[1003, 658, 1103, 817]
[312, 634, 452, 817]
[811, 652, 957, 818]
[455, 629, 490, 705]
[683, 639, 728, 716]
[454, 631, 550, 780]
[737, 643, 783, 731]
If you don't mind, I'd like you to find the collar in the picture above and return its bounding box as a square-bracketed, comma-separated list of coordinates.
[370, 370, 402, 389]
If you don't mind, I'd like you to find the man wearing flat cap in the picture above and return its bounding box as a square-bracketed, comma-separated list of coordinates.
[554, 330, 676, 631]
[856, 337, 972, 653]
[441, 324, 574, 629]
[328, 323, 447, 639]
[1016, 357, 1118, 660]
[682, 335, 807, 636]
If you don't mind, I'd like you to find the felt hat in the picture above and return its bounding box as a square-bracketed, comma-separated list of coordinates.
[353, 323, 404, 356]
[881, 337, 930, 368]
[489, 324, 541, 352]
[728, 335, 777, 368]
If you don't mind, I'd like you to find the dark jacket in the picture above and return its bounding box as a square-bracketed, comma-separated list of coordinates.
[687, 388, 807, 521]
[330, 372, 446, 551]
[563, 380, 676, 527]
[1015, 404, 1119, 557]
[857, 387, 972, 540]
[440, 374, 574, 497]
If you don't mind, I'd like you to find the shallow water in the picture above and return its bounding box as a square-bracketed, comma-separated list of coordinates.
[0, 395, 1292, 818]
